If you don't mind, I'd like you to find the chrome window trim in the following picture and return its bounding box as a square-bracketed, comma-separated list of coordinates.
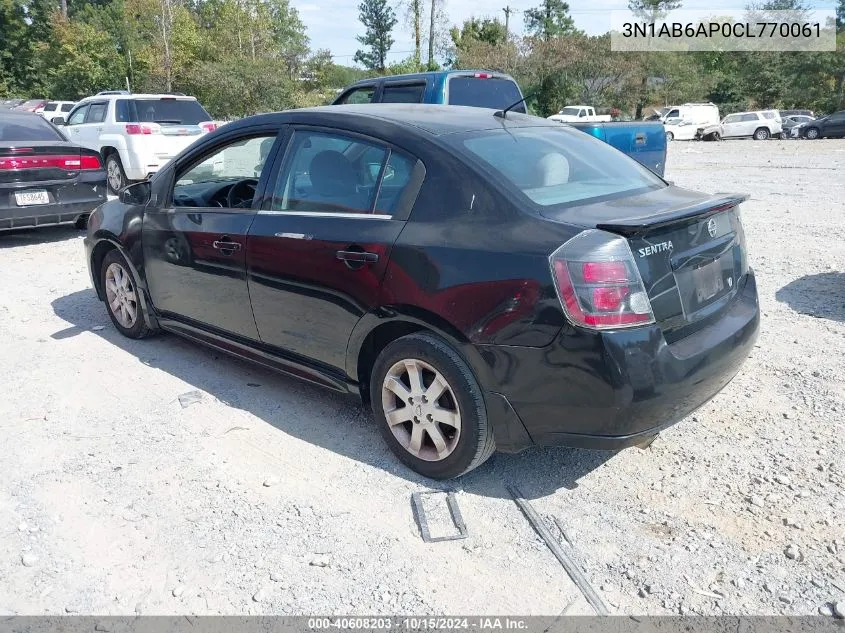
[258, 210, 394, 220]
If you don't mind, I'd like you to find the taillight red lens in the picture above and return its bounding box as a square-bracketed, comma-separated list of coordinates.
[125, 124, 159, 135]
[582, 261, 629, 284]
[473, 72, 492, 78]
[550, 230, 655, 330]
[200, 121, 217, 133]
[0, 154, 102, 171]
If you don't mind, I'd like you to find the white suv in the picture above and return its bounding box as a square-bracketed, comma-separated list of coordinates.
[718, 110, 783, 140]
[59, 92, 218, 193]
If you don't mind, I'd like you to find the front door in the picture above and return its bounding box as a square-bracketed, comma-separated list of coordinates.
[142, 129, 282, 339]
[247, 127, 421, 372]
[720, 114, 741, 138]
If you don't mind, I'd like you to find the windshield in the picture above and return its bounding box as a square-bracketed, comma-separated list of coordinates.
[0, 115, 64, 142]
[557, 107, 582, 116]
[447, 76, 525, 113]
[452, 126, 664, 208]
[119, 98, 211, 125]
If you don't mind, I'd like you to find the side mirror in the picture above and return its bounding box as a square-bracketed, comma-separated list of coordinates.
[51, 116, 66, 125]
[119, 181, 151, 206]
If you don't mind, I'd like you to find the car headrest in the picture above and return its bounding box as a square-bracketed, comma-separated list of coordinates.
[309, 150, 357, 197]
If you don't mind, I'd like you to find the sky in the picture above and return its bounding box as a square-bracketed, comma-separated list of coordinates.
[291, 0, 838, 65]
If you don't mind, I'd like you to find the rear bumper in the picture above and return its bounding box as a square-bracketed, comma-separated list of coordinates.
[0, 174, 107, 231]
[478, 271, 760, 451]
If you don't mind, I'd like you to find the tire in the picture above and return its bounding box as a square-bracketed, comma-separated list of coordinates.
[100, 249, 152, 339]
[370, 333, 495, 479]
[712, 131, 721, 141]
[665, 131, 674, 141]
[74, 215, 89, 230]
[753, 127, 770, 141]
[805, 127, 820, 140]
[105, 152, 127, 195]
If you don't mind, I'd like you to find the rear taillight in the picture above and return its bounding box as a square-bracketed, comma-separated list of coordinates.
[550, 229, 654, 330]
[0, 154, 102, 171]
[200, 121, 217, 133]
[125, 123, 161, 135]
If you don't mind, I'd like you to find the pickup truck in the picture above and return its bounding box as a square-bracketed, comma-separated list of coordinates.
[331, 75, 666, 176]
[547, 106, 612, 123]
[556, 121, 667, 177]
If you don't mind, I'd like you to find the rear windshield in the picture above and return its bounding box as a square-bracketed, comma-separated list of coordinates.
[557, 107, 582, 116]
[0, 115, 64, 142]
[115, 98, 211, 125]
[447, 76, 525, 113]
[453, 126, 664, 208]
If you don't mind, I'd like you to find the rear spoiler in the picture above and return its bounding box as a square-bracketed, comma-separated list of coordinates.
[596, 194, 749, 237]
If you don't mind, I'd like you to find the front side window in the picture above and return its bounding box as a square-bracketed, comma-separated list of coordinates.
[87, 102, 108, 123]
[67, 105, 89, 125]
[173, 134, 277, 209]
[452, 126, 664, 208]
[337, 87, 375, 105]
[271, 130, 412, 216]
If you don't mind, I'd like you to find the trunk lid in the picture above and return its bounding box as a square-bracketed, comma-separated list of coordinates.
[542, 186, 749, 340]
[0, 142, 99, 185]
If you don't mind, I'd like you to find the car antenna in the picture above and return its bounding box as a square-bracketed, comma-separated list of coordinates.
[494, 92, 534, 119]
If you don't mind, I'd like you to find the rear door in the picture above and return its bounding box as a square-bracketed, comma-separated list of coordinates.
[127, 97, 210, 160]
[246, 126, 423, 372]
[142, 127, 283, 339]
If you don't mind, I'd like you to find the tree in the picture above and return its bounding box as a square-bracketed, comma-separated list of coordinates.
[450, 17, 507, 51]
[524, 0, 577, 41]
[354, 0, 397, 72]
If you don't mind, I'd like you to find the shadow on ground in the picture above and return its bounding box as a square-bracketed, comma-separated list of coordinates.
[0, 225, 83, 249]
[776, 272, 845, 323]
[51, 289, 614, 500]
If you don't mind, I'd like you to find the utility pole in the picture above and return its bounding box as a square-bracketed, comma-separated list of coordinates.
[502, 5, 514, 36]
[428, 0, 435, 69]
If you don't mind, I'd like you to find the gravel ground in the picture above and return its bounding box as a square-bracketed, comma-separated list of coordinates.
[0, 138, 843, 617]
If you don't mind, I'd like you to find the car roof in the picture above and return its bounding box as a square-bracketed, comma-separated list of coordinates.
[238, 104, 557, 137]
[76, 93, 198, 103]
[345, 70, 514, 87]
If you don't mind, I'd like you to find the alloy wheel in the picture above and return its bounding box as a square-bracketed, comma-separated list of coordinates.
[107, 157, 124, 192]
[105, 262, 138, 329]
[381, 358, 462, 462]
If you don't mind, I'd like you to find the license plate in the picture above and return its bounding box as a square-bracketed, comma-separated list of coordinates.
[692, 259, 725, 303]
[15, 190, 49, 206]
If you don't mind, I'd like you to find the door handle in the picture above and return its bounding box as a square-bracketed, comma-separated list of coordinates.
[213, 238, 242, 251]
[336, 250, 378, 263]
[635, 132, 646, 145]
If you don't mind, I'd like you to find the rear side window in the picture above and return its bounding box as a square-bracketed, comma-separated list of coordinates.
[122, 98, 211, 125]
[0, 115, 64, 142]
[447, 76, 525, 112]
[740, 113, 759, 122]
[381, 83, 425, 104]
[60, 103, 74, 113]
[43, 103, 58, 112]
[762, 111, 776, 119]
[453, 126, 664, 208]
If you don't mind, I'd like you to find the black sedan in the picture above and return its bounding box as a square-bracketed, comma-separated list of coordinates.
[801, 110, 845, 139]
[85, 104, 760, 479]
[1, 110, 107, 231]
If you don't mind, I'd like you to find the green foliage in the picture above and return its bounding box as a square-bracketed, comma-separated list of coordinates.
[354, 0, 397, 72]
[450, 17, 507, 52]
[524, 0, 578, 40]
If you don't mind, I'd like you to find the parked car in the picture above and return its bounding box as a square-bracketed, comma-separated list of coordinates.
[779, 109, 814, 118]
[0, 111, 107, 231]
[85, 104, 759, 479]
[13, 99, 48, 113]
[781, 114, 814, 138]
[694, 123, 722, 141]
[800, 111, 845, 139]
[547, 106, 612, 123]
[332, 70, 527, 115]
[561, 120, 667, 176]
[0, 99, 25, 110]
[714, 111, 783, 140]
[56, 93, 218, 193]
[662, 102, 721, 141]
[39, 100, 75, 120]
